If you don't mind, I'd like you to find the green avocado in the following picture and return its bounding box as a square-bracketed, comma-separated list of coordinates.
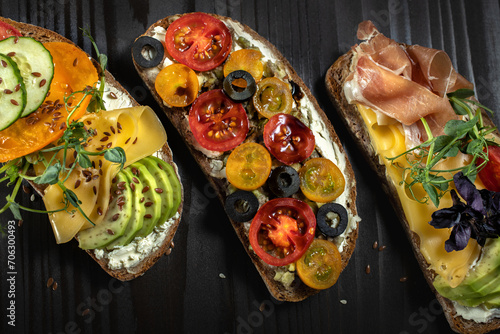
[141, 157, 174, 222]
[132, 161, 163, 238]
[106, 168, 146, 249]
[78, 172, 133, 250]
[433, 238, 500, 302]
[146, 156, 182, 218]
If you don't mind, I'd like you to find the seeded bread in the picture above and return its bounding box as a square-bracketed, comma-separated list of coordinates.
[326, 48, 500, 333]
[1, 16, 184, 281]
[133, 13, 359, 301]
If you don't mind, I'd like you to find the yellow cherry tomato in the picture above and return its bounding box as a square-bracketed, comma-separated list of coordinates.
[253, 77, 293, 118]
[155, 63, 199, 107]
[226, 142, 272, 191]
[296, 239, 342, 290]
[223, 49, 263, 87]
[299, 158, 345, 202]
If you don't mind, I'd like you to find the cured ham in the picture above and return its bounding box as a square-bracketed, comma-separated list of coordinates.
[345, 20, 472, 143]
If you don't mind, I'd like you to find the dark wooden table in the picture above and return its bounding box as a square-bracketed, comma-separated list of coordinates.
[1, 1, 500, 333]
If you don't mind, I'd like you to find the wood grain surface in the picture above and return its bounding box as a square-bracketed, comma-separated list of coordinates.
[1, 0, 500, 333]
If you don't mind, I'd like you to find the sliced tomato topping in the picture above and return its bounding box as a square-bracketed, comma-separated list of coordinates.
[263, 113, 315, 165]
[226, 142, 272, 191]
[165, 12, 232, 71]
[253, 77, 293, 118]
[155, 63, 199, 107]
[0, 21, 21, 40]
[299, 158, 345, 202]
[296, 239, 342, 290]
[223, 49, 263, 87]
[249, 198, 316, 266]
[477, 145, 500, 192]
[188, 89, 249, 152]
[0, 42, 98, 162]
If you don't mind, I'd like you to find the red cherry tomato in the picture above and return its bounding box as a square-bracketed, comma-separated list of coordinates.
[477, 145, 500, 192]
[165, 12, 232, 72]
[249, 198, 316, 266]
[263, 113, 315, 165]
[189, 89, 249, 152]
[0, 21, 21, 40]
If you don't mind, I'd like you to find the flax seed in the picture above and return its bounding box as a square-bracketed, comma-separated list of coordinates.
[365, 265, 371, 274]
[73, 58, 78, 67]
[112, 214, 120, 222]
[145, 202, 153, 207]
[107, 229, 115, 235]
[372, 241, 378, 249]
[378, 245, 387, 252]
[155, 188, 164, 193]
[40, 79, 47, 87]
[46, 277, 54, 288]
[142, 186, 150, 193]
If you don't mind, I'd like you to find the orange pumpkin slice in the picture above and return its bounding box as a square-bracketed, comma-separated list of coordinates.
[0, 41, 98, 162]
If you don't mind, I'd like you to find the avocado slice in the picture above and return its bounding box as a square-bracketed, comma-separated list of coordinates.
[106, 168, 146, 249]
[141, 157, 174, 223]
[78, 173, 133, 250]
[132, 161, 163, 238]
[147, 156, 182, 218]
[433, 238, 500, 301]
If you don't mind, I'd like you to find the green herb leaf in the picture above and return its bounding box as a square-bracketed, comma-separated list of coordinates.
[423, 182, 440, 207]
[34, 162, 61, 185]
[104, 147, 126, 169]
[447, 88, 475, 99]
[8, 201, 22, 220]
[444, 117, 478, 138]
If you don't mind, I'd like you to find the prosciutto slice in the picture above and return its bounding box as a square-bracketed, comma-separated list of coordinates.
[345, 20, 473, 143]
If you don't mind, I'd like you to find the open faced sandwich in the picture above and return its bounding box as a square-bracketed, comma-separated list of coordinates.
[0, 17, 183, 281]
[132, 12, 360, 301]
[326, 20, 500, 333]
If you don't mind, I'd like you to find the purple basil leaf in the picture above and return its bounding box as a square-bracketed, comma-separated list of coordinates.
[445, 223, 471, 252]
[454, 172, 484, 213]
[430, 207, 462, 228]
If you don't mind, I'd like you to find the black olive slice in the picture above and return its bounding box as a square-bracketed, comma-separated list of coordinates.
[224, 190, 260, 223]
[132, 36, 164, 68]
[316, 202, 348, 238]
[223, 70, 257, 101]
[268, 166, 300, 198]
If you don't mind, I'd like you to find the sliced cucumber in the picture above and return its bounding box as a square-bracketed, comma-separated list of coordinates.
[0, 53, 26, 130]
[0, 36, 53, 117]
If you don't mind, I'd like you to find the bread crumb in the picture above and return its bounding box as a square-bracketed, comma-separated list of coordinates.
[219, 273, 226, 279]
[340, 299, 347, 305]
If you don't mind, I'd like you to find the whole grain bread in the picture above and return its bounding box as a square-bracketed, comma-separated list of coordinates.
[326, 48, 500, 333]
[1, 16, 184, 281]
[133, 13, 359, 301]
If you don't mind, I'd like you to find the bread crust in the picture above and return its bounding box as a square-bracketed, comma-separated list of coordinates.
[133, 13, 359, 301]
[325, 48, 500, 333]
[0, 16, 184, 281]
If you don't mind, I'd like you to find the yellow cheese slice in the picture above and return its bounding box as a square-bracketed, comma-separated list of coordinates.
[40, 106, 167, 243]
[357, 104, 481, 288]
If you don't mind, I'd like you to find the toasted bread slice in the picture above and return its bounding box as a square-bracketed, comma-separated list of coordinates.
[326, 40, 500, 334]
[133, 13, 360, 301]
[0, 16, 183, 281]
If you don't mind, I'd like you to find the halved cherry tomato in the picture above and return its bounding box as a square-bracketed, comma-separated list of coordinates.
[263, 113, 315, 165]
[253, 77, 293, 118]
[299, 158, 345, 202]
[165, 12, 232, 72]
[0, 21, 21, 40]
[477, 145, 500, 192]
[188, 89, 249, 152]
[226, 142, 272, 191]
[0, 42, 98, 162]
[155, 63, 199, 107]
[249, 198, 316, 266]
[296, 239, 342, 290]
[223, 49, 263, 87]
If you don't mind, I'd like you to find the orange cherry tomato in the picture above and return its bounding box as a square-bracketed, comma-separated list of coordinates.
[253, 77, 293, 118]
[226, 142, 272, 191]
[299, 158, 345, 202]
[155, 63, 199, 107]
[223, 49, 263, 87]
[0, 42, 98, 162]
[296, 239, 342, 290]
